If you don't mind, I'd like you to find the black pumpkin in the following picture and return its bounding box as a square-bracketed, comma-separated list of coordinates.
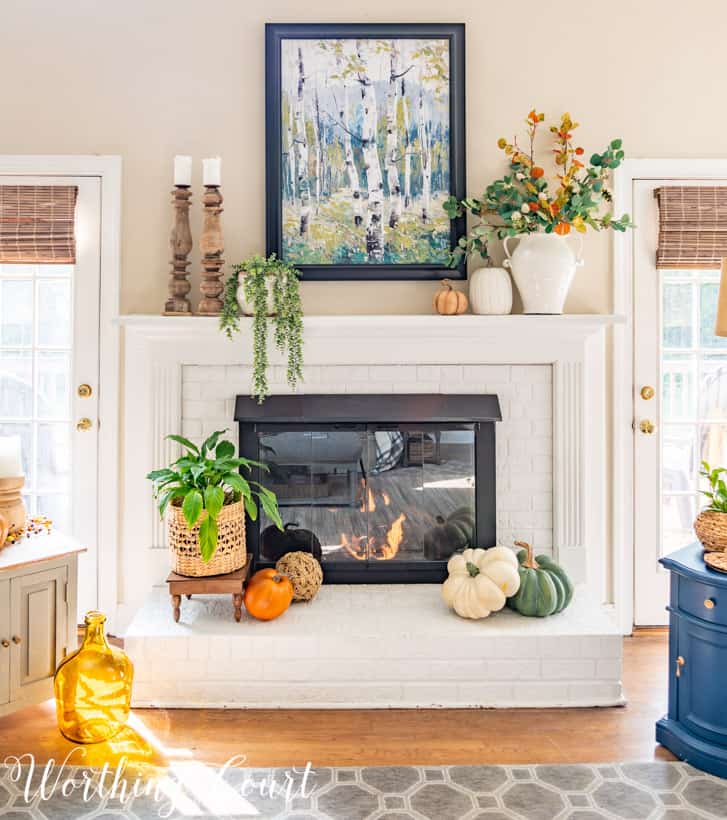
[261, 522, 322, 562]
[422, 506, 475, 560]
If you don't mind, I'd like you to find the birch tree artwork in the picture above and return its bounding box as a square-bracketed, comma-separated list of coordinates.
[280, 37, 451, 266]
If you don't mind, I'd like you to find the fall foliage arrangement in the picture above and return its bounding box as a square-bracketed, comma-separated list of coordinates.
[444, 110, 633, 267]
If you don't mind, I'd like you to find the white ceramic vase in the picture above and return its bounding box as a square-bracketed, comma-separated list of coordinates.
[468, 266, 513, 315]
[503, 232, 584, 314]
[236, 274, 275, 316]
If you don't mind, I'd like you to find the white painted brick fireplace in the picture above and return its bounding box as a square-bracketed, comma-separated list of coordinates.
[118, 314, 621, 709]
[182, 363, 554, 555]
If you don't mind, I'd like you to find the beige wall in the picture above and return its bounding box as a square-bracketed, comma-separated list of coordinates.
[2, 0, 726, 315]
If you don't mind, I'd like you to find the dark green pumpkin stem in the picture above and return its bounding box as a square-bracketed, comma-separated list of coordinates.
[515, 540, 539, 570]
[465, 561, 480, 577]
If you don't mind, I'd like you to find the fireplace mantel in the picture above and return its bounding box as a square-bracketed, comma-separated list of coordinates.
[115, 313, 622, 632]
[118, 313, 621, 365]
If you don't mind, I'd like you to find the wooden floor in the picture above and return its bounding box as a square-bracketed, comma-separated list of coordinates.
[0, 631, 674, 771]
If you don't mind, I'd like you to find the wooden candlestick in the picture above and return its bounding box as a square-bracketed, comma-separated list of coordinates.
[164, 186, 193, 315]
[198, 185, 225, 315]
[0, 476, 26, 534]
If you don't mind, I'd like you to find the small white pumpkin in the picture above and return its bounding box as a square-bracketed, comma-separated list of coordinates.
[442, 546, 520, 619]
[468, 266, 513, 315]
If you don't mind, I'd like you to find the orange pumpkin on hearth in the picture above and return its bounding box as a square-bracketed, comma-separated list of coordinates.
[434, 279, 468, 315]
[244, 569, 294, 621]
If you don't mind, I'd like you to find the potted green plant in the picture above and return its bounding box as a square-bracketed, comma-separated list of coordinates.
[220, 254, 303, 403]
[695, 461, 727, 553]
[147, 429, 283, 577]
[444, 111, 633, 314]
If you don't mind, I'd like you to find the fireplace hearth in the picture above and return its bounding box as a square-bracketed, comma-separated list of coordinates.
[235, 395, 500, 583]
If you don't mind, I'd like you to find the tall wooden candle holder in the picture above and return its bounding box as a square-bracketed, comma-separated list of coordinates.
[198, 186, 225, 315]
[164, 186, 193, 315]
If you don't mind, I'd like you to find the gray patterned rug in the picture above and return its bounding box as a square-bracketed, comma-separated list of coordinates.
[1, 761, 725, 819]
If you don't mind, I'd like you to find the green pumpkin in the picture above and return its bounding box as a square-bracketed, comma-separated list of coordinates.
[507, 541, 574, 617]
[422, 506, 475, 560]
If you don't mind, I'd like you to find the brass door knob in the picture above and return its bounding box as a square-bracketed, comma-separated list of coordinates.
[11, 635, 21, 645]
[76, 417, 93, 432]
[77, 384, 92, 398]
[640, 385, 655, 400]
[1, 639, 8, 648]
[639, 419, 656, 435]
[676, 655, 685, 677]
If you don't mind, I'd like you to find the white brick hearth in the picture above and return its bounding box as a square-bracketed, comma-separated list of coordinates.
[125, 583, 622, 709]
[117, 314, 622, 709]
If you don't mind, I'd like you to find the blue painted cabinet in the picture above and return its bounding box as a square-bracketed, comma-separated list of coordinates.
[657, 543, 727, 777]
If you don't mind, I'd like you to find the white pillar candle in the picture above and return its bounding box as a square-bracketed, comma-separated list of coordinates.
[173, 155, 192, 186]
[0, 435, 23, 477]
[202, 157, 222, 187]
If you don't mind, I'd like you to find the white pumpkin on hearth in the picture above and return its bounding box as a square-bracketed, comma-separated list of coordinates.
[442, 546, 520, 619]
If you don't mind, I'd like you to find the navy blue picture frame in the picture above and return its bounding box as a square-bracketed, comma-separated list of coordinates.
[265, 22, 466, 281]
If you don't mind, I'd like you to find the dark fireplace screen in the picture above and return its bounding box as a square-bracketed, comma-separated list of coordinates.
[235, 395, 500, 583]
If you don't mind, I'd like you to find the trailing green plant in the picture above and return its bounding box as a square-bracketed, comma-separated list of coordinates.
[146, 429, 283, 561]
[700, 461, 727, 513]
[444, 110, 633, 268]
[219, 254, 304, 403]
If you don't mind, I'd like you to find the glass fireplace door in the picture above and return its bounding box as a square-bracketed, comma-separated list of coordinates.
[254, 423, 477, 580]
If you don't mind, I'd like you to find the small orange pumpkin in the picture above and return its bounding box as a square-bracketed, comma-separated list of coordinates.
[243, 569, 294, 621]
[434, 279, 468, 315]
[0, 513, 8, 549]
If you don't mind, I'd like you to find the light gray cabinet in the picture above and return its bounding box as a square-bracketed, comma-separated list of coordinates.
[0, 534, 84, 716]
[0, 579, 9, 706]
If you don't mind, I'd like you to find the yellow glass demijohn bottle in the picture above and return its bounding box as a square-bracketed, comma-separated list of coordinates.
[54, 611, 133, 743]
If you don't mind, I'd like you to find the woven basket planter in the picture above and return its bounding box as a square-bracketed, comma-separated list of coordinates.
[694, 509, 727, 553]
[168, 499, 246, 577]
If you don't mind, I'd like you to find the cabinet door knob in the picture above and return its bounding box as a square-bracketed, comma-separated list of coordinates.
[11, 635, 21, 645]
[676, 655, 685, 677]
[705, 598, 716, 610]
[1, 639, 8, 648]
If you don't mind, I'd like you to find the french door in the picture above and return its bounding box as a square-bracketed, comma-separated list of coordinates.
[634, 179, 727, 624]
[0, 176, 100, 616]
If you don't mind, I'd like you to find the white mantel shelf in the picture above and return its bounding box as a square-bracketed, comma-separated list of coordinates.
[119, 313, 624, 367]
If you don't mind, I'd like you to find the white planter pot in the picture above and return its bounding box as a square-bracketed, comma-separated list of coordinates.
[503, 233, 584, 314]
[468, 266, 513, 315]
[237, 274, 275, 316]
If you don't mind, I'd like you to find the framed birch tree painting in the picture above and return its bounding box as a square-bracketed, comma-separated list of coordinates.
[265, 23, 466, 280]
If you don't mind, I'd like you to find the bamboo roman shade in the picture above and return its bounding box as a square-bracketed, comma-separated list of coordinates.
[0, 185, 78, 264]
[655, 186, 727, 269]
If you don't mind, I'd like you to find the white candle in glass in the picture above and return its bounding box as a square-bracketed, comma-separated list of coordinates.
[0, 435, 23, 477]
[173, 155, 192, 186]
[202, 157, 222, 187]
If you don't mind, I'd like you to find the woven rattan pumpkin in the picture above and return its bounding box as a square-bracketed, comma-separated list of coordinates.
[275, 551, 323, 602]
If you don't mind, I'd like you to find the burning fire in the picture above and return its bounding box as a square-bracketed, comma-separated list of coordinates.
[358, 486, 392, 512]
[341, 513, 406, 561]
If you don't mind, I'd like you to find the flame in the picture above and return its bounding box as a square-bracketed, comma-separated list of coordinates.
[359, 487, 391, 512]
[340, 532, 367, 560]
[359, 486, 376, 513]
[379, 513, 405, 560]
[341, 513, 406, 561]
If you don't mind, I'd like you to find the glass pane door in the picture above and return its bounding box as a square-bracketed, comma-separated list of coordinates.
[662, 270, 727, 555]
[0, 264, 73, 530]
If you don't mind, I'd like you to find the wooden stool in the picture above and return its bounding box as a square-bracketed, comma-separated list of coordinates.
[166, 561, 251, 623]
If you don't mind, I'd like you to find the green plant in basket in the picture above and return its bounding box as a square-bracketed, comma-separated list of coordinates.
[146, 429, 283, 561]
[700, 461, 727, 513]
